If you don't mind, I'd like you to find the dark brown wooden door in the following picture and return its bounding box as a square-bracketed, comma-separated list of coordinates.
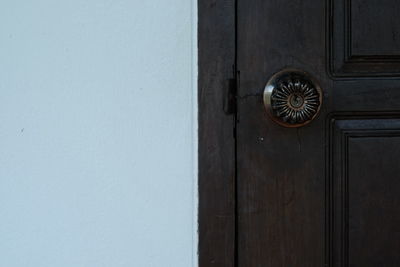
[236, 0, 400, 266]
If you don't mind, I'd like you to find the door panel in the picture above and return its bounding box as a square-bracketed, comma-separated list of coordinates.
[329, 117, 400, 266]
[350, 0, 400, 56]
[329, 0, 400, 76]
[237, 0, 400, 266]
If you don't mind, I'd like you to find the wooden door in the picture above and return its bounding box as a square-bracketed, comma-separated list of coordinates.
[236, 0, 400, 266]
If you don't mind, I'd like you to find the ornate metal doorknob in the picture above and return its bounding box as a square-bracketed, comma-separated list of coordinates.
[263, 69, 322, 127]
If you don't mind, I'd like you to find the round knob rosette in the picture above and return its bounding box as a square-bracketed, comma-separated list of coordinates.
[263, 69, 322, 127]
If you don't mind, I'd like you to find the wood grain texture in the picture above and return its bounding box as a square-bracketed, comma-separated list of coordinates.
[328, 115, 400, 267]
[200, 0, 400, 265]
[236, 1, 328, 265]
[198, 0, 236, 266]
[236, 0, 400, 266]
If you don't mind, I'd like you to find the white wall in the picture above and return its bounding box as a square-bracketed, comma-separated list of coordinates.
[0, 1, 197, 266]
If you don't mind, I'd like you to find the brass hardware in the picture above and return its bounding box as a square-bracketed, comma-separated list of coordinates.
[263, 69, 322, 127]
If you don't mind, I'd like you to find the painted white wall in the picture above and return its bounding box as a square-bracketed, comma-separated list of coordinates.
[0, 1, 197, 266]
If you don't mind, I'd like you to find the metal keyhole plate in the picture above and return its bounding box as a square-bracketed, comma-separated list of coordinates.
[289, 94, 305, 109]
[263, 69, 323, 128]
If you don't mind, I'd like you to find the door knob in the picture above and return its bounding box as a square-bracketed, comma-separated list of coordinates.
[263, 69, 322, 127]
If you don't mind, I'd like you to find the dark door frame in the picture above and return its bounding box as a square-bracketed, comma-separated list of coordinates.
[198, 0, 236, 266]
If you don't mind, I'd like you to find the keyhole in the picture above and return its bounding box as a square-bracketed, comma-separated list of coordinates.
[289, 94, 304, 108]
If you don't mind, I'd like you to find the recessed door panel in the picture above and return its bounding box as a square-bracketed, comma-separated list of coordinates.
[329, 117, 400, 266]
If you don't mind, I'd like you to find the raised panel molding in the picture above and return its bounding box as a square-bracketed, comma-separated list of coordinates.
[328, 0, 400, 77]
[326, 113, 400, 266]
